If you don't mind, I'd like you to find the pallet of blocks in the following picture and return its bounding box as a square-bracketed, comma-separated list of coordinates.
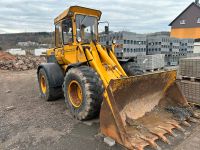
[179, 57, 200, 78]
[177, 79, 200, 105]
[136, 54, 165, 72]
[177, 57, 200, 105]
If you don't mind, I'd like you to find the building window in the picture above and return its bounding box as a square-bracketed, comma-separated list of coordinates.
[131, 40, 133, 44]
[180, 20, 186, 25]
[197, 18, 200, 23]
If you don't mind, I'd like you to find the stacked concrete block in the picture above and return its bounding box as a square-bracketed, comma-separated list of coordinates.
[147, 36, 170, 55]
[179, 57, 200, 78]
[147, 32, 194, 66]
[177, 80, 200, 104]
[178, 57, 200, 104]
[100, 31, 194, 66]
[99, 31, 146, 61]
[137, 54, 165, 71]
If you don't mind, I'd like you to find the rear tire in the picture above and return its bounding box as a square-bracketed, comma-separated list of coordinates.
[38, 68, 63, 101]
[121, 62, 144, 76]
[63, 66, 104, 120]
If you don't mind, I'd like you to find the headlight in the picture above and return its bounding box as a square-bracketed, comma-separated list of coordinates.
[77, 37, 82, 42]
[112, 39, 116, 44]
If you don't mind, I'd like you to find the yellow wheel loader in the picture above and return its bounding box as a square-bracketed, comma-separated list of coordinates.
[37, 6, 199, 150]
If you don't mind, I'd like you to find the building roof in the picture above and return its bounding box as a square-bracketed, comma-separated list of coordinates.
[169, 2, 200, 26]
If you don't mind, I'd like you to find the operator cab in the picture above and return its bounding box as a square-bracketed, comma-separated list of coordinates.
[54, 6, 101, 46]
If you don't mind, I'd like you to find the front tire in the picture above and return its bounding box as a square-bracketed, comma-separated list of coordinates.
[63, 66, 104, 120]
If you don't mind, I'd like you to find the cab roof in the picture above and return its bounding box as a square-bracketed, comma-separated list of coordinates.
[54, 6, 102, 24]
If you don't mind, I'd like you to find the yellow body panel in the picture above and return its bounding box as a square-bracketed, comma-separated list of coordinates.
[170, 27, 200, 39]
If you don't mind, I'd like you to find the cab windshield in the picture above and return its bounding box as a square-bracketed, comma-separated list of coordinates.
[76, 14, 98, 43]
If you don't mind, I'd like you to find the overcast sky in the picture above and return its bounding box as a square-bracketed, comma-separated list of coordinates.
[0, 0, 194, 34]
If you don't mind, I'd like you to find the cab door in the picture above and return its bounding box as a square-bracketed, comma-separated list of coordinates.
[54, 22, 64, 64]
[62, 19, 78, 64]
[55, 19, 77, 65]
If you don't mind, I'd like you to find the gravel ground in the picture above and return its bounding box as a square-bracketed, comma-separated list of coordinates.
[0, 70, 123, 150]
[0, 70, 200, 150]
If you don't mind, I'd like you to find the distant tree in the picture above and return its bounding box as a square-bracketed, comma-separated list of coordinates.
[0, 47, 2, 51]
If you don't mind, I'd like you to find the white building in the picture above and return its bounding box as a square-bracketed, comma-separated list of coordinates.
[194, 42, 200, 53]
[7, 48, 26, 55]
[17, 41, 39, 47]
[34, 48, 47, 56]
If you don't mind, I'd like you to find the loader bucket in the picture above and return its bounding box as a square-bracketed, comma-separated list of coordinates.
[100, 70, 199, 150]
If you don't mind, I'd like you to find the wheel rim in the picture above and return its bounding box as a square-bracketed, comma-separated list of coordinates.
[68, 80, 83, 108]
[40, 75, 47, 94]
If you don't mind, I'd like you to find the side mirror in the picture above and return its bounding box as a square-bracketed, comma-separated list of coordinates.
[105, 26, 109, 34]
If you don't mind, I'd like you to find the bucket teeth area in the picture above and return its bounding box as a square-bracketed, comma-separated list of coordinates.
[157, 125, 177, 137]
[193, 113, 200, 119]
[187, 117, 199, 123]
[166, 122, 186, 132]
[181, 121, 191, 127]
[122, 107, 199, 150]
[139, 136, 160, 150]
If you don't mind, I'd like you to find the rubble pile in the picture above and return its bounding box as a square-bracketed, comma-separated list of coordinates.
[0, 52, 46, 71]
[0, 51, 16, 61]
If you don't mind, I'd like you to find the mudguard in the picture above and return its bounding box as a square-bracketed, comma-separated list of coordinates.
[37, 63, 64, 88]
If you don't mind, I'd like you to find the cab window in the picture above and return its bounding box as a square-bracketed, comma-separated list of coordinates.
[62, 19, 73, 44]
[55, 23, 62, 47]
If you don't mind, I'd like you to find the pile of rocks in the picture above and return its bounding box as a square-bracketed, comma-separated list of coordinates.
[0, 52, 46, 71]
[0, 51, 16, 61]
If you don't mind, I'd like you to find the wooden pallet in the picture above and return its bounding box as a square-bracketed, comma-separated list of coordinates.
[143, 68, 163, 72]
[189, 102, 200, 107]
[177, 75, 200, 82]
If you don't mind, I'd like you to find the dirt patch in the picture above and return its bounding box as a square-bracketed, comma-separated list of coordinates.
[0, 70, 75, 150]
[0, 70, 123, 150]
